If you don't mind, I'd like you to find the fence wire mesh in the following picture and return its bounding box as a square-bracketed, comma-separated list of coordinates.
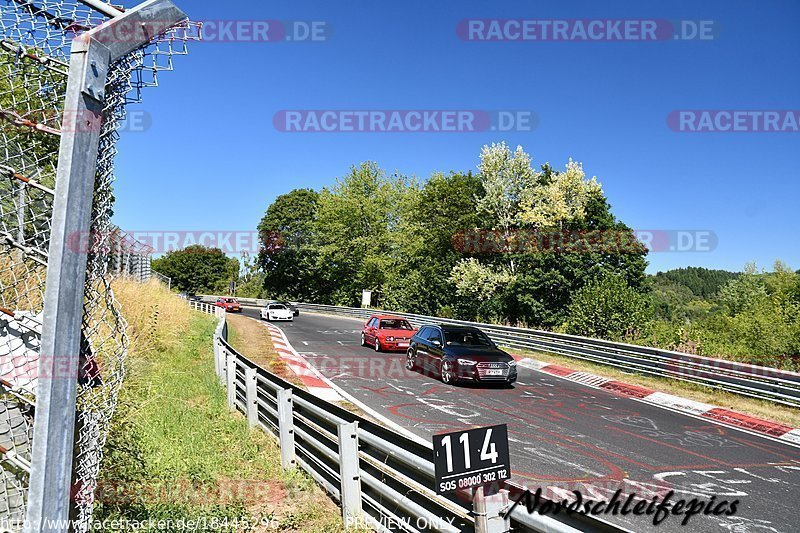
[107, 225, 153, 282]
[0, 1, 197, 529]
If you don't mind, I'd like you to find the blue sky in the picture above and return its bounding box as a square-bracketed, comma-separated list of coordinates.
[111, 0, 800, 274]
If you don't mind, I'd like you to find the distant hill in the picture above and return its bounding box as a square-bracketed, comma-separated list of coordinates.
[652, 267, 740, 299]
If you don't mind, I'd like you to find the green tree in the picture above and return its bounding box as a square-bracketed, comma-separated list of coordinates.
[235, 251, 265, 298]
[451, 143, 647, 326]
[653, 267, 739, 300]
[257, 188, 321, 300]
[565, 273, 652, 340]
[382, 171, 484, 316]
[151, 245, 231, 294]
[718, 263, 767, 315]
[313, 162, 414, 306]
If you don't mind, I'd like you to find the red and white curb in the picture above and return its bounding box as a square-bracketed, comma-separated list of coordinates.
[264, 323, 343, 403]
[517, 358, 800, 446]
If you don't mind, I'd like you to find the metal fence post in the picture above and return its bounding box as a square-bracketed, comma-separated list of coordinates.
[217, 340, 226, 384]
[226, 350, 237, 411]
[245, 367, 258, 428]
[23, 2, 187, 530]
[213, 334, 221, 379]
[337, 422, 363, 528]
[277, 388, 296, 469]
[474, 485, 510, 533]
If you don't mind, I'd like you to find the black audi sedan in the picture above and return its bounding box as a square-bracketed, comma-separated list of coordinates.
[406, 324, 517, 385]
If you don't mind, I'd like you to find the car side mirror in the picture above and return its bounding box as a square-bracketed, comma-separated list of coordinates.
[431, 339, 441, 347]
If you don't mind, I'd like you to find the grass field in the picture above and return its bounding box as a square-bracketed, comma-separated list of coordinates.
[95, 280, 342, 532]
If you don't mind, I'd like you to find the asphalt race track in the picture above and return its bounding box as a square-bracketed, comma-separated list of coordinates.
[242, 308, 800, 533]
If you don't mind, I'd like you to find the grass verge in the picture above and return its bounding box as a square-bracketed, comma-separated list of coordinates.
[510, 347, 800, 428]
[226, 314, 370, 419]
[96, 280, 342, 532]
[225, 314, 303, 388]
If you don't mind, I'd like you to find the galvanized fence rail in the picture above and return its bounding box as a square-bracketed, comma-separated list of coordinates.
[0, 0, 197, 530]
[192, 303, 626, 533]
[288, 303, 800, 408]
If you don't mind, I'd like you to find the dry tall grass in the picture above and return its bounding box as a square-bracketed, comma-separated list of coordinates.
[111, 277, 194, 358]
[101, 279, 343, 531]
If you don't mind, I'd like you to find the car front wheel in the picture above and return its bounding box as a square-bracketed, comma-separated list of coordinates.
[441, 360, 455, 384]
[374, 338, 381, 352]
[360, 333, 366, 347]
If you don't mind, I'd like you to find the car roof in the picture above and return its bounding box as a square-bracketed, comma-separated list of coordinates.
[440, 324, 482, 332]
[370, 314, 409, 320]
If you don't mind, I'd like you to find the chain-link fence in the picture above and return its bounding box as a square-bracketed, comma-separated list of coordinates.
[106, 225, 153, 282]
[0, 1, 196, 530]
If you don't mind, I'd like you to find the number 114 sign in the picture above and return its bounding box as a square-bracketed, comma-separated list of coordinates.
[432, 424, 511, 494]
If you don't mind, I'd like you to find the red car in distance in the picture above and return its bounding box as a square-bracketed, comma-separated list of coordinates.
[361, 315, 417, 352]
[215, 297, 242, 313]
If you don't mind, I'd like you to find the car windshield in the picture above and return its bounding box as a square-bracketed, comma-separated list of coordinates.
[444, 329, 494, 347]
[270, 304, 286, 309]
[224, 298, 237, 303]
[380, 319, 413, 330]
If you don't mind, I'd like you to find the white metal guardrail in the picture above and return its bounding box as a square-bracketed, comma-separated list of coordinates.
[190, 303, 625, 533]
[289, 303, 800, 408]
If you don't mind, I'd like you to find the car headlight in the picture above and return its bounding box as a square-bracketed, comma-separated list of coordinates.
[457, 359, 478, 366]
[385, 336, 394, 341]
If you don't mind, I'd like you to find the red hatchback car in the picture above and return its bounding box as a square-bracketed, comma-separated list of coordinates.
[361, 315, 417, 352]
[215, 297, 242, 313]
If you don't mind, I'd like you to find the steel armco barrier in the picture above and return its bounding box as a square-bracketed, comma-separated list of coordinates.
[287, 303, 800, 409]
[190, 303, 625, 533]
[188, 300, 220, 316]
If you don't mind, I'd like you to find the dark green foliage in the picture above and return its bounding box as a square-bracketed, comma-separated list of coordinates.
[382, 171, 484, 316]
[251, 157, 796, 367]
[257, 188, 322, 301]
[566, 273, 652, 340]
[653, 267, 739, 299]
[151, 245, 235, 294]
[255, 161, 648, 330]
[642, 263, 800, 369]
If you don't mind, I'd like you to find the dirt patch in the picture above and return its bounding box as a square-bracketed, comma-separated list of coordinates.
[225, 314, 304, 387]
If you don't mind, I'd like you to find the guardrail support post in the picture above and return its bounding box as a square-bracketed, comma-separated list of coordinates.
[337, 422, 363, 528]
[216, 339, 226, 384]
[226, 350, 236, 411]
[474, 485, 510, 533]
[245, 367, 258, 428]
[213, 335, 221, 378]
[277, 388, 296, 469]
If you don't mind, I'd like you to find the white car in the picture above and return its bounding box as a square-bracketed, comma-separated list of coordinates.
[261, 303, 294, 321]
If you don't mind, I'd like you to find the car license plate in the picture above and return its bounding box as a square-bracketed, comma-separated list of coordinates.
[486, 369, 503, 376]
[398, 342, 409, 348]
